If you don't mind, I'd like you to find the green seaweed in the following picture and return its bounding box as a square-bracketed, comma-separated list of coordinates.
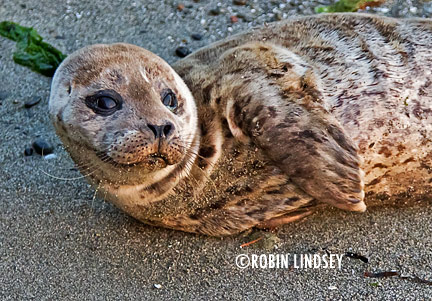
[0, 21, 67, 77]
[315, 0, 384, 13]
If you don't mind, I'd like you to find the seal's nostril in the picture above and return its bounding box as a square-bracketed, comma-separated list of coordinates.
[163, 124, 172, 137]
[147, 123, 158, 138]
[147, 122, 174, 139]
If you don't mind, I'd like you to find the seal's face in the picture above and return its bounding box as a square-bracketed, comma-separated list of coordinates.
[49, 43, 198, 185]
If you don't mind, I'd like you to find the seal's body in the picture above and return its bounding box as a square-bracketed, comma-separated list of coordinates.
[49, 13, 432, 236]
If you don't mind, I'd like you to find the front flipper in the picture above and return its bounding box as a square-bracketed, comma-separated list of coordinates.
[266, 110, 366, 212]
[219, 43, 366, 212]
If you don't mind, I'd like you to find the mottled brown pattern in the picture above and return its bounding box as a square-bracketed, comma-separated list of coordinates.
[50, 13, 432, 236]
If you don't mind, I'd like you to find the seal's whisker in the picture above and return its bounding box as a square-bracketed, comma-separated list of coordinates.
[171, 143, 220, 194]
[36, 144, 103, 175]
[38, 152, 107, 181]
[91, 182, 102, 209]
[39, 167, 98, 181]
[172, 142, 217, 169]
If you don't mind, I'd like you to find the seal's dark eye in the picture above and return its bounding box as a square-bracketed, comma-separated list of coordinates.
[162, 91, 178, 111]
[97, 97, 117, 110]
[85, 89, 123, 116]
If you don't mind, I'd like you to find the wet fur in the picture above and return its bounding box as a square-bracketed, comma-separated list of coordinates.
[50, 13, 432, 236]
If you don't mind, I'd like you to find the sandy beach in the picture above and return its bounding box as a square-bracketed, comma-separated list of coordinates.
[1, 0, 431, 299]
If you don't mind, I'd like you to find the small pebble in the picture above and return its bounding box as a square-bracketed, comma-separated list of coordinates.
[275, 13, 282, 21]
[0, 91, 9, 100]
[236, 13, 250, 22]
[24, 147, 33, 156]
[233, 0, 247, 5]
[43, 153, 57, 160]
[24, 96, 41, 108]
[191, 33, 203, 40]
[175, 46, 191, 58]
[177, 4, 184, 11]
[153, 284, 162, 289]
[32, 139, 54, 155]
[230, 15, 239, 23]
[209, 8, 221, 16]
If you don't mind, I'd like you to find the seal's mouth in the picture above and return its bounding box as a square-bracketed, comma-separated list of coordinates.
[149, 153, 168, 161]
[147, 153, 171, 166]
[96, 150, 177, 169]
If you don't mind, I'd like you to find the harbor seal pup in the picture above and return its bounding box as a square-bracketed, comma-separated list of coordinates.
[49, 13, 432, 236]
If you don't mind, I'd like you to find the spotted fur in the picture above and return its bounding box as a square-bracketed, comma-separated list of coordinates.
[50, 13, 432, 236]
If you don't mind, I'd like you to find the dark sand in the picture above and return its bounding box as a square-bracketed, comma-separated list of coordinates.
[1, 0, 431, 299]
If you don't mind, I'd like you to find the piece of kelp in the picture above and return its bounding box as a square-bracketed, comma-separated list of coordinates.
[365, 270, 432, 285]
[345, 252, 369, 263]
[315, 0, 385, 13]
[0, 21, 67, 77]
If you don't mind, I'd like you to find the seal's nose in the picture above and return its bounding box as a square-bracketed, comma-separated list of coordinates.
[147, 122, 174, 139]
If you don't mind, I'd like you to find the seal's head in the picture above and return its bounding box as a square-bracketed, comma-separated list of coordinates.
[49, 43, 198, 185]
